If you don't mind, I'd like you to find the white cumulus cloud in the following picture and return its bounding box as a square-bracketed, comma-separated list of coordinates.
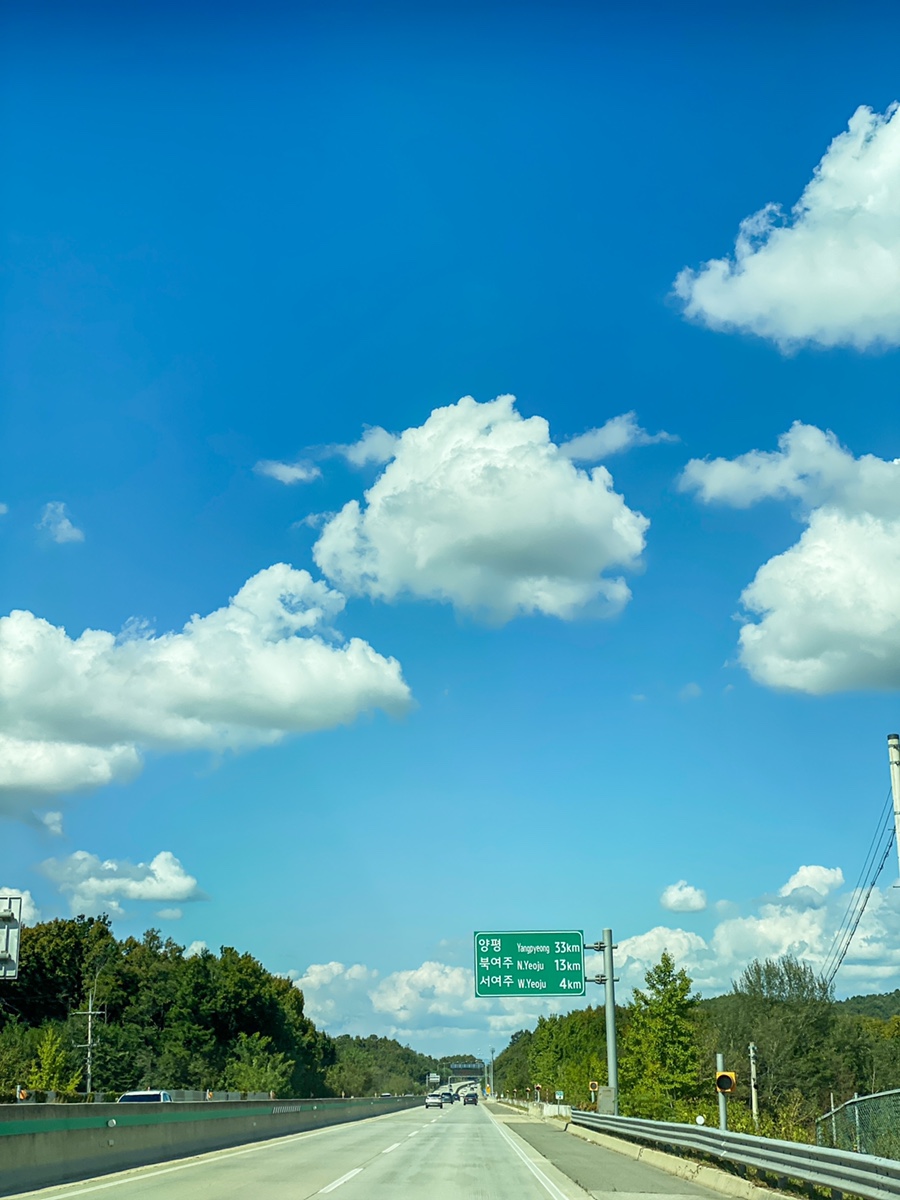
[562, 412, 676, 461]
[674, 104, 900, 350]
[313, 395, 648, 622]
[254, 459, 322, 485]
[681, 423, 900, 693]
[660, 880, 707, 912]
[40, 849, 204, 917]
[617, 864, 900, 997]
[37, 502, 84, 544]
[0, 564, 410, 814]
[0, 888, 41, 923]
[780, 865, 845, 898]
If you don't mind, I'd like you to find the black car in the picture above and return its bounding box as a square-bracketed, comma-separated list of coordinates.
[463, 1092, 478, 1105]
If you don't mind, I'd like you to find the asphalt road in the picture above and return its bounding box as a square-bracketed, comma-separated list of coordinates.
[12, 1102, 730, 1200]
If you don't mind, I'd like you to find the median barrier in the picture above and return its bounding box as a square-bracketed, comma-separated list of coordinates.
[0, 1095, 422, 1195]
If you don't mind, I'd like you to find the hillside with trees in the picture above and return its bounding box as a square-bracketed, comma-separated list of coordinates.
[0, 916, 334, 1099]
[326, 1035, 481, 1096]
[494, 952, 900, 1137]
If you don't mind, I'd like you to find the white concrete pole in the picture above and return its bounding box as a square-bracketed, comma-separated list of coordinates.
[716, 1053, 727, 1131]
[748, 1043, 759, 1128]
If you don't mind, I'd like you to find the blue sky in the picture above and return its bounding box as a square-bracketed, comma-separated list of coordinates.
[3, 0, 900, 1051]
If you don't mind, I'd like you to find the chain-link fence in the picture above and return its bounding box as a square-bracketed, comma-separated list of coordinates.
[816, 1089, 900, 1160]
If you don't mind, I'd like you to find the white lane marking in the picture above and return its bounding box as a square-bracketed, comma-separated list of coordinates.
[430, 1118, 438, 1123]
[407, 1131, 419, 1137]
[319, 1167, 363, 1193]
[487, 1112, 572, 1200]
[382, 1142, 401, 1154]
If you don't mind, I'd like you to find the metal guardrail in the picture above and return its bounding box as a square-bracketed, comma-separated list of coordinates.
[569, 1110, 900, 1200]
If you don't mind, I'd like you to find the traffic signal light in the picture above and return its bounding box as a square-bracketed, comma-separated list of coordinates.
[715, 1072, 736, 1094]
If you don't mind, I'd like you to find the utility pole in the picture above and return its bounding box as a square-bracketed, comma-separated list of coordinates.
[887, 735, 900, 879]
[748, 1043, 759, 1128]
[586, 928, 619, 1115]
[489, 1047, 494, 1098]
[74, 984, 105, 1098]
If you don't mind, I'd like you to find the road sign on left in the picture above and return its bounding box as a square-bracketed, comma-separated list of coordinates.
[0, 896, 23, 980]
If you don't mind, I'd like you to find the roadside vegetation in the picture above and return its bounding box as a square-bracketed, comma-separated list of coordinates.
[0, 916, 480, 1100]
[494, 952, 900, 1138]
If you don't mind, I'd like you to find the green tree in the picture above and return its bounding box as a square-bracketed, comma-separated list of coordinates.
[28, 1026, 81, 1096]
[222, 1032, 294, 1095]
[0, 1021, 40, 1096]
[620, 951, 700, 1118]
[707, 955, 836, 1123]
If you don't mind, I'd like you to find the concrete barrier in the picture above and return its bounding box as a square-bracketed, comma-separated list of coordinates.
[0, 1095, 423, 1195]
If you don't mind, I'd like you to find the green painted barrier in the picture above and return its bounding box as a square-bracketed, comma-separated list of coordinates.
[0, 1096, 423, 1195]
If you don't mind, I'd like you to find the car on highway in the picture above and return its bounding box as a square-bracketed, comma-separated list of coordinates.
[440, 1091, 454, 1104]
[424, 1092, 443, 1108]
[117, 1090, 173, 1103]
[463, 1092, 478, 1105]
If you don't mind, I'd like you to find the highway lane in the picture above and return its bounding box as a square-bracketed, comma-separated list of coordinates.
[11, 1102, 588, 1200]
[12, 1102, 737, 1200]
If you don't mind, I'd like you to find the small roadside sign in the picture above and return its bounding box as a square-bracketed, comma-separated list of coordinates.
[555, 1091, 564, 1101]
[589, 1080, 599, 1091]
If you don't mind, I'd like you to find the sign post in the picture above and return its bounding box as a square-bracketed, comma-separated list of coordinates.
[474, 931, 585, 997]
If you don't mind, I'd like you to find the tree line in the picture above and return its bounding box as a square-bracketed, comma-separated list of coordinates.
[0, 915, 483, 1101]
[494, 952, 900, 1138]
[0, 916, 333, 1099]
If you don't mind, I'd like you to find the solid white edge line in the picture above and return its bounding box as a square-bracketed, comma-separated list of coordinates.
[318, 1167, 363, 1193]
[382, 1142, 401, 1154]
[486, 1109, 573, 1200]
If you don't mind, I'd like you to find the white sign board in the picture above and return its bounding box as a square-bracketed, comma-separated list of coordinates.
[0, 896, 22, 980]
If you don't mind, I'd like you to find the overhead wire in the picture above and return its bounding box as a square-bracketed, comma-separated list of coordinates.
[820, 787, 895, 989]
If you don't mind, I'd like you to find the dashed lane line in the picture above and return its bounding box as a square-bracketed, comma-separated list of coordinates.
[382, 1143, 401, 1154]
[318, 1168, 363, 1193]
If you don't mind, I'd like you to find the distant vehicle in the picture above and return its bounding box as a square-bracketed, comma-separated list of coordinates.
[424, 1092, 443, 1109]
[117, 1090, 173, 1103]
[463, 1092, 478, 1105]
[440, 1091, 454, 1104]
[380, 1092, 392, 1097]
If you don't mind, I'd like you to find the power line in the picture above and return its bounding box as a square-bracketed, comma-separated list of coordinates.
[821, 789, 895, 989]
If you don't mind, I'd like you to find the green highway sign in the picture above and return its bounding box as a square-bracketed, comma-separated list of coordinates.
[474, 930, 585, 997]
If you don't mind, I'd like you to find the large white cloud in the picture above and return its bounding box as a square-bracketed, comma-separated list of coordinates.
[313, 396, 648, 622]
[674, 104, 900, 350]
[291, 957, 577, 1049]
[287, 867, 900, 1050]
[0, 564, 410, 814]
[681, 423, 900, 693]
[40, 850, 204, 917]
[615, 864, 900, 997]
